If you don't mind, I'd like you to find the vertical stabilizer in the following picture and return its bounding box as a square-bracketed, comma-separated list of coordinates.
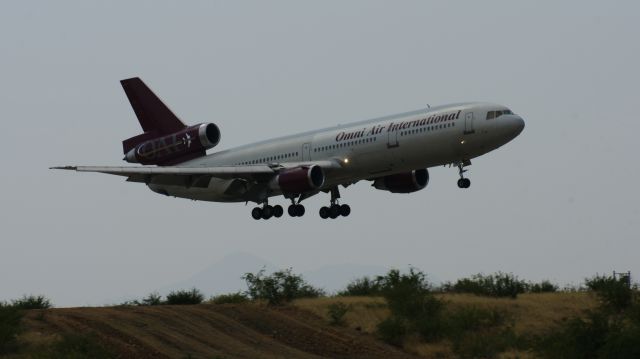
[120, 77, 186, 134]
[120, 77, 187, 153]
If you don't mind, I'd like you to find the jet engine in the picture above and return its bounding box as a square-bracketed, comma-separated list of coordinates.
[373, 169, 429, 193]
[270, 165, 325, 194]
[124, 123, 220, 165]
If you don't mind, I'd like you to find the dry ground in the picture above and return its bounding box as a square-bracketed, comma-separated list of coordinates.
[14, 303, 418, 359]
[11, 292, 597, 358]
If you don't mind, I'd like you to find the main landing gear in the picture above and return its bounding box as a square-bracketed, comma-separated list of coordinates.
[251, 202, 284, 220]
[319, 187, 350, 219]
[456, 162, 471, 189]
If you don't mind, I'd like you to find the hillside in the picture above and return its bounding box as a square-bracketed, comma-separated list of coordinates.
[7, 292, 602, 358]
[14, 303, 419, 359]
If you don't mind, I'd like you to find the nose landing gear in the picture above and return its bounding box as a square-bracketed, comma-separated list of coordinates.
[456, 162, 471, 189]
[319, 187, 351, 219]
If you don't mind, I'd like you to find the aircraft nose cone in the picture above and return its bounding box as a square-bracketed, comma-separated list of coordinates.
[504, 115, 525, 138]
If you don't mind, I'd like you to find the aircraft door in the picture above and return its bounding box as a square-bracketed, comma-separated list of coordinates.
[302, 142, 311, 161]
[387, 129, 399, 148]
[464, 112, 475, 135]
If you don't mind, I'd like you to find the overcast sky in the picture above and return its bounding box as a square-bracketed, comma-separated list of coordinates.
[2, 1, 639, 307]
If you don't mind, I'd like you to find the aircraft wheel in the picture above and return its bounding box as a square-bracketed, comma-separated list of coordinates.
[329, 204, 340, 219]
[463, 178, 471, 188]
[273, 205, 283, 218]
[288, 205, 297, 217]
[262, 205, 273, 219]
[340, 204, 351, 217]
[295, 204, 305, 217]
[457, 178, 465, 188]
[319, 206, 330, 219]
[251, 207, 263, 220]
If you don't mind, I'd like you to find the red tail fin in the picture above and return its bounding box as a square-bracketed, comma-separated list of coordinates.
[120, 77, 187, 153]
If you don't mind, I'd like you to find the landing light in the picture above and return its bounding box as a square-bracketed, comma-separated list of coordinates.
[460, 140, 465, 144]
[343, 158, 350, 164]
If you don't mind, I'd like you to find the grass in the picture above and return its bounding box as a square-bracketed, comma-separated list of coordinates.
[294, 292, 599, 358]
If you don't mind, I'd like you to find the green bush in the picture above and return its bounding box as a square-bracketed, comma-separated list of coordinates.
[326, 302, 350, 326]
[210, 292, 249, 305]
[586, 275, 633, 311]
[11, 294, 52, 309]
[529, 280, 558, 293]
[140, 292, 163, 306]
[446, 306, 507, 334]
[375, 268, 445, 343]
[0, 304, 23, 354]
[446, 272, 528, 298]
[376, 316, 408, 347]
[338, 277, 382, 296]
[242, 268, 324, 305]
[166, 288, 204, 305]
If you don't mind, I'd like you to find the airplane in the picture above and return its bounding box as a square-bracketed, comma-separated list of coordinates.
[53, 77, 525, 220]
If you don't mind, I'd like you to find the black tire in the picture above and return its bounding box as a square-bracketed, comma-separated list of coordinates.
[288, 205, 298, 217]
[262, 205, 273, 219]
[340, 204, 351, 217]
[319, 206, 329, 219]
[273, 205, 283, 218]
[457, 178, 465, 188]
[295, 204, 305, 217]
[329, 204, 340, 219]
[463, 178, 471, 188]
[251, 207, 262, 220]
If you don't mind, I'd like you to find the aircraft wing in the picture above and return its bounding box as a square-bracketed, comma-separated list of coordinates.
[51, 160, 343, 184]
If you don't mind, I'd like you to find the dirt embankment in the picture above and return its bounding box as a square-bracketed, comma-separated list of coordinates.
[21, 303, 418, 359]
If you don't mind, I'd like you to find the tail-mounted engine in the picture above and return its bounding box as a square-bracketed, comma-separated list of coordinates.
[373, 169, 429, 193]
[124, 123, 220, 165]
[270, 165, 325, 194]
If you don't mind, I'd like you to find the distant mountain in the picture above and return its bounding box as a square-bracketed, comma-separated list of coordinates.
[302, 263, 390, 294]
[161, 252, 276, 296]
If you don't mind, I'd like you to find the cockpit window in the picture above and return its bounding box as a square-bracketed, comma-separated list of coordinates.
[486, 109, 513, 120]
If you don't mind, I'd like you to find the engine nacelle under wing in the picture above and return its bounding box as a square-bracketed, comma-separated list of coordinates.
[269, 165, 325, 194]
[373, 169, 429, 193]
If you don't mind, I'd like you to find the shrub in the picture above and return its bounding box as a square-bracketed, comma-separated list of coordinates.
[210, 292, 249, 305]
[166, 288, 204, 305]
[375, 268, 446, 343]
[529, 280, 558, 293]
[586, 275, 633, 311]
[446, 306, 507, 335]
[448, 272, 528, 298]
[242, 268, 324, 305]
[326, 302, 350, 326]
[140, 292, 163, 306]
[338, 276, 382, 296]
[377, 316, 408, 347]
[0, 304, 23, 354]
[11, 294, 52, 309]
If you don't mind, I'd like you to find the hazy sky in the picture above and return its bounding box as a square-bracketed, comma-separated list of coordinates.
[2, 1, 639, 307]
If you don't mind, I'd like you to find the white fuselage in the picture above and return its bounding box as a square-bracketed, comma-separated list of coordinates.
[149, 102, 524, 202]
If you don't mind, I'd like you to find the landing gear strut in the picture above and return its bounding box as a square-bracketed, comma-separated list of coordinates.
[456, 162, 471, 189]
[251, 202, 284, 220]
[319, 187, 350, 219]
